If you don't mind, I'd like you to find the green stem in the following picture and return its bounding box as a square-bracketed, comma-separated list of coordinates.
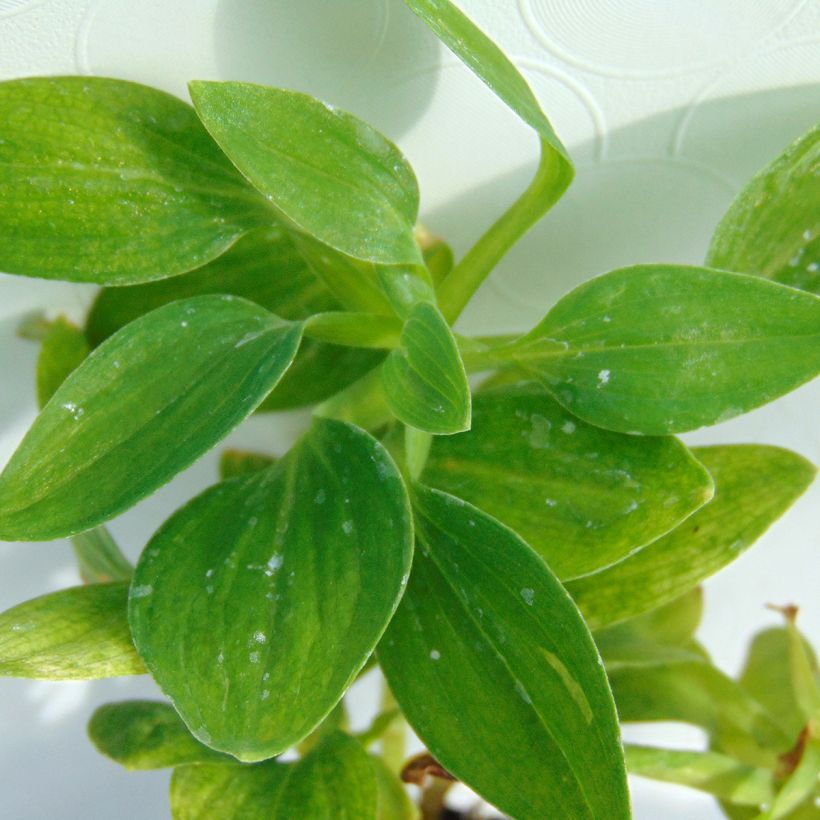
[70, 526, 133, 583]
[303, 312, 402, 349]
[314, 367, 393, 431]
[380, 679, 406, 773]
[437, 139, 572, 324]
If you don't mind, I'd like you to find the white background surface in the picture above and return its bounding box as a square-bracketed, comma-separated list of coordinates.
[1, 1, 819, 817]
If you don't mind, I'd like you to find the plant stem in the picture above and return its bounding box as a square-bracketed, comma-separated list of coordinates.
[380, 679, 406, 773]
[70, 525, 133, 583]
[314, 367, 393, 431]
[437, 138, 572, 325]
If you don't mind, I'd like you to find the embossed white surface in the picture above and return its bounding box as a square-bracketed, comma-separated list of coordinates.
[0, 1, 818, 817]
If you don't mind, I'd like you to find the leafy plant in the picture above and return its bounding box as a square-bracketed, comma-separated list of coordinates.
[0, 1, 818, 817]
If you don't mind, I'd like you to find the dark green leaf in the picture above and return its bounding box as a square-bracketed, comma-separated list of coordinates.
[0, 295, 302, 541]
[707, 125, 820, 294]
[35, 317, 90, 407]
[625, 744, 776, 807]
[129, 419, 412, 761]
[382, 302, 471, 435]
[170, 760, 292, 820]
[503, 264, 820, 434]
[189, 81, 421, 266]
[379, 486, 629, 820]
[218, 449, 276, 481]
[89, 700, 230, 769]
[85, 227, 382, 411]
[568, 445, 816, 629]
[0, 583, 143, 679]
[422, 384, 713, 578]
[274, 732, 378, 819]
[0, 76, 270, 284]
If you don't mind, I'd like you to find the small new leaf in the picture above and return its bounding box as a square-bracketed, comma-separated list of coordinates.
[379, 486, 629, 820]
[36, 317, 90, 407]
[382, 302, 471, 435]
[89, 700, 230, 769]
[129, 419, 412, 761]
[0, 295, 302, 541]
[503, 264, 820, 434]
[0, 584, 143, 679]
[189, 82, 421, 266]
[0, 76, 270, 284]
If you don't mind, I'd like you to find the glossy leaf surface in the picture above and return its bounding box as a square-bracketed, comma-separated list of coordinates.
[0, 584, 143, 679]
[382, 302, 471, 435]
[505, 265, 820, 434]
[422, 384, 713, 578]
[568, 445, 816, 628]
[85, 227, 381, 410]
[130, 419, 412, 761]
[708, 125, 820, 295]
[89, 700, 229, 769]
[380, 486, 629, 820]
[36, 317, 90, 406]
[190, 82, 421, 266]
[0, 295, 302, 541]
[0, 76, 269, 284]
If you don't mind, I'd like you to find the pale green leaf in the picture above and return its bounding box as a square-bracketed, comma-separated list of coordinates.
[36, 317, 90, 407]
[218, 449, 276, 481]
[0, 76, 270, 284]
[170, 761, 292, 820]
[503, 264, 820, 434]
[129, 419, 412, 762]
[402, 0, 571, 164]
[707, 125, 820, 295]
[382, 301, 471, 435]
[739, 628, 818, 742]
[379, 486, 630, 820]
[610, 659, 789, 769]
[762, 739, 820, 820]
[421, 384, 713, 578]
[0, 295, 302, 541]
[273, 732, 377, 819]
[189, 81, 421, 266]
[625, 744, 776, 807]
[89, 700, 230, 769]
[85, 227, 382, 411]
[71, 526, 133, 584]
[0, 583, 143, 679]
[568, 445, 816, 629]
[371, 756, 418, 820]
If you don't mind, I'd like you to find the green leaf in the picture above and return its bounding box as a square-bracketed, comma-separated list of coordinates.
[85, 227, 382, 411]
[170, 732, 377, 820]
[71, 526, 134, 584]
[170, 760, 292, 820]
[379, 486, 630, 820]
[36, 317, 90, 407]
[707, 125, 820, 295]
[421, 384, 713, 579]
[610, 659, 789, 769]
[568, 445, 817, 629]
[625, 744, 776, 807]
[402, 0, 570, 165]
[218, 449, 276, 481]
[274, 732, 378, 819]
[89, 700, 230, 769]
[189, 81, 421, 266]
[0, 583, 143, 679]
[762, 738, 820, 820]
[0, 76, 270, 285]
[371, 756, 418, 820]
[594, 588, 705, 669]
[129, 419, 412, 762]
[739, 628, 818, 742]
[417, 226, 454, 285]
[382, 302, 471, 435]
[502, 264, 820, 434]
[0, 295, 302, 541]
